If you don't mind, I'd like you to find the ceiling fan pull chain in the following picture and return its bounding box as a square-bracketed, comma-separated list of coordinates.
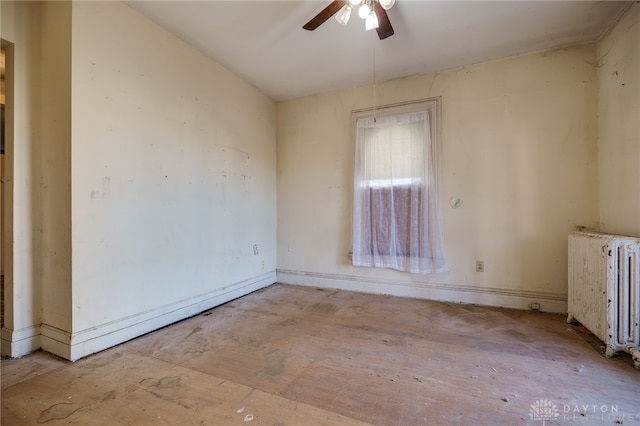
[373, 39, 377, 122]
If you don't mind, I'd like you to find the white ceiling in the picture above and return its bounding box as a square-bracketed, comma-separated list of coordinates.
[126, 1, 630, 101]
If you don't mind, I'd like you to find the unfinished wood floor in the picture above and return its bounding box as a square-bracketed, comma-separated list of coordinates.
[2, 284, 640, 425]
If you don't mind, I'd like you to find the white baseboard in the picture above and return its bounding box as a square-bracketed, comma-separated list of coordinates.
[7, 271, 276, 362]
[277, 269, 567, 313]
[4, 269, 566, 361]
[1, 325, 41, 358]
[66, 271, 276, 361]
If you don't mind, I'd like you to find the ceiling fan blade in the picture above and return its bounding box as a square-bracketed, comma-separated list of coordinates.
[374, 2, 394, 40]
[303, 1, 345, 31]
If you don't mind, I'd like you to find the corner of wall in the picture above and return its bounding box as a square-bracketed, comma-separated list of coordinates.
[596, 2, 640, 237]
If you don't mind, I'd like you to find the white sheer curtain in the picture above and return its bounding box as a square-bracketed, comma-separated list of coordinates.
[352, 110, 448, 274]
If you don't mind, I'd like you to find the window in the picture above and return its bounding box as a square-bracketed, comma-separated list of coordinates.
[352, 99, 448, 274]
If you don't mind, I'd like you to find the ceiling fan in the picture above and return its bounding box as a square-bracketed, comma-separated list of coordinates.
[303, 0, 396, 40]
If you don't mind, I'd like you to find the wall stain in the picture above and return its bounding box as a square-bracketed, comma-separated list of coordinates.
[89, 177, 111, 200]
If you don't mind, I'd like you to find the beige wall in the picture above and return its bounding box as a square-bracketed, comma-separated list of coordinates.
[1, 1, 635, 359]
[2, 1, 277, 360]
[1, 53, 4, 279]
[1, 1, 71, 356]
[1, 48, 4, 277]
[597, 3, 640, 237]
[39, 0, 73, 357]
[1, 1, 44, 356]
[277, 44, 600, 312]
[69, 2, 276, 359]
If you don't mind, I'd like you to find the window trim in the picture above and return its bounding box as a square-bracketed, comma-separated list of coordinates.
[352, 97, 442, 194]
[350, 97, 448, 273]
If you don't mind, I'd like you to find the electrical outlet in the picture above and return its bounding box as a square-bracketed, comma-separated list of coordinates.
[261, 261, 265, 269]
[475, 261, 484, 272]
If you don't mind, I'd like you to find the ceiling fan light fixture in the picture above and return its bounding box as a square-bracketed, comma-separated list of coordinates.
[379, 0, 395, 10]
[365, 12, 379, 30]
[302, 0, 394, 40]
[335, 4, 352, 26]
[358, 3, 370, 19]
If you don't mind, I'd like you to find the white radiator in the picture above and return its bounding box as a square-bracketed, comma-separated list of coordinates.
[567, 231, 640, 369]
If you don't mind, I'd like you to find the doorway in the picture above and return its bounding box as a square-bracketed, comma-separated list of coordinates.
[1, 41, 11, 331]
[1, 46, 5, 329]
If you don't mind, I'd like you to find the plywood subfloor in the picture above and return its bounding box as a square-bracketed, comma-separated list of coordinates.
[2, 284, 640, 425]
